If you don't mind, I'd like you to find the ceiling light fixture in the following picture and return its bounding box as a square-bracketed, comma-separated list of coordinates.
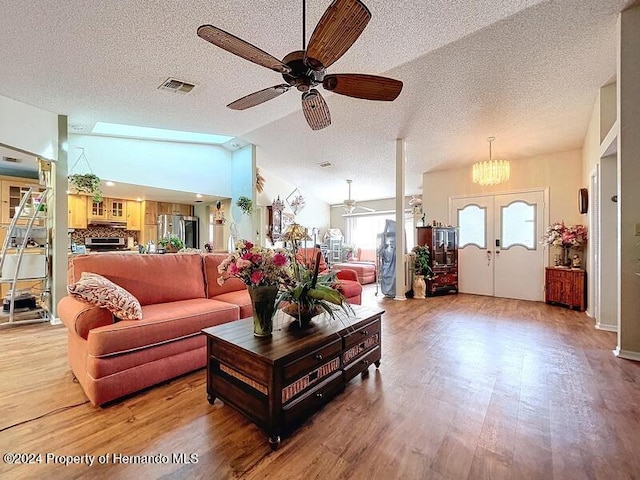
[472, 137, 510, 186]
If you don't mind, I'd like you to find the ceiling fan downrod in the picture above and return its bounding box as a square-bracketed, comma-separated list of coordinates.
[302, 0, 306, 51]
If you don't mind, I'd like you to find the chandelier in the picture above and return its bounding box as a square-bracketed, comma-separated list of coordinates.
[472, 137, 510, 186]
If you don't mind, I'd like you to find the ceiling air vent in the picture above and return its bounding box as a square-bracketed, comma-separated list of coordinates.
[2, 157, 22, 163]
[319, 161, 332, 168]
[158, 78, 197, 94]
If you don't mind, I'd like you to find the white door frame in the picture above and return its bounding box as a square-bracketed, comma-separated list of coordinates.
[449, 187, 550, 299]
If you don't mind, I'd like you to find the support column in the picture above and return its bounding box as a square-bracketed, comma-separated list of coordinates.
[50, 115, 68, 321]
[394, 139, 406, 301]
[616, 5, 640, 360]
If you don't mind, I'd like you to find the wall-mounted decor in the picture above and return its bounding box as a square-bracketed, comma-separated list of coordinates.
[578, 188, 588, 214]
[286, 188, 305, 215]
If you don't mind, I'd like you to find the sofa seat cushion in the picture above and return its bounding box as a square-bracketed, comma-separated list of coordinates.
[338, 280, 362, 300]
[210, 290, 252, 319]
[87, 298, 239, 357]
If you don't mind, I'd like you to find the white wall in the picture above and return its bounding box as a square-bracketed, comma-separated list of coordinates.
[68, 134, 233, 196]
[423, 149, 583, 227]
[230, 145, 255, 240]
[0, 94, 58, 159]
[255, 163, 330, 247]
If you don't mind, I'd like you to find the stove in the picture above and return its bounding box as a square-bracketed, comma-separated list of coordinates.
[84, 237, 127, 251]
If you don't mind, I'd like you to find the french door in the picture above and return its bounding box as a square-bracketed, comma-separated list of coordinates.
[450, 190, 547, 301]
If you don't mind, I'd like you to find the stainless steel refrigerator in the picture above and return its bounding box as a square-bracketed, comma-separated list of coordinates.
[157, 214, 199, 249]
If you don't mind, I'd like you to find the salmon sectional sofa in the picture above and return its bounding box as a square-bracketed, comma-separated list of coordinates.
[58, 253, 251, 406]
[58, 252, 363, 406]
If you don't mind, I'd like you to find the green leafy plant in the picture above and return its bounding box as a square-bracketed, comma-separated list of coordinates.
[158, 235, 185, 252]
[236, 196, 253, 215]
[68, 173, 103, 202]
[413, 245, 434, 279]
[277, 250, 352, 327]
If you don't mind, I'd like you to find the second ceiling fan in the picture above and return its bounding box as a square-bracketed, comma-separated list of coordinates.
[197, 0, 403, 130]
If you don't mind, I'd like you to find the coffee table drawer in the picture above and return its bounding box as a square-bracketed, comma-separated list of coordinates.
[344, 345, 381, 382]
[343, 319, 380, 351]
[283, 338, 341, 382]
[282, 371, 343, 428]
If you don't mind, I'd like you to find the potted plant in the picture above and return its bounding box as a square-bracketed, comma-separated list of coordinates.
[412, 245, 434, 299]
[278, 250, 352, 328]
[68, 173, 103, 202]
[158, 235, 185, 253]
[236, 196, 253, 215]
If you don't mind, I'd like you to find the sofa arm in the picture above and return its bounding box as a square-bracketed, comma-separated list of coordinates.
[57, 296, 113, 339]
[335, 268, 358, 282]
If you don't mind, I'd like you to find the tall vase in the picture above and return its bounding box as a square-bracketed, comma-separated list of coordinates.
[247, 285, 278, 337]
[413, 274, 426, 299]
[562, 246, 571, 267]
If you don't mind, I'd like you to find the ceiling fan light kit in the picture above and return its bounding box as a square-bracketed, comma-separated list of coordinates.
[472, 137, 511, 186]
[197, 0, 403, 130]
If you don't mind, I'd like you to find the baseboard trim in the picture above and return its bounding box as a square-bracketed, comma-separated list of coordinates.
[613, 347, 640, 361]
[595, 322, 617, 332]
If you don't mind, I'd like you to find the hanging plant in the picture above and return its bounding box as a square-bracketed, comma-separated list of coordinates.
[236, 196, 253, 215]
[68, 173, 103, 203]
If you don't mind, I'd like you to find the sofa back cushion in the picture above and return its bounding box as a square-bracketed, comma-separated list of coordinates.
[203, 253, 247, 298]
[68, 253, 206, 306]
[295, 248, 327, 272]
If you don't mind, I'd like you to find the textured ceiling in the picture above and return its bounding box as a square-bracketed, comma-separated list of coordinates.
[0, 0, 632, 205]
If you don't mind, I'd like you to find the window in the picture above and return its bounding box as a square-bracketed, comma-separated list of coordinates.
[501, 201, 536, 249]
[345, 213, 414, 253]
[457, 205, 486, 248]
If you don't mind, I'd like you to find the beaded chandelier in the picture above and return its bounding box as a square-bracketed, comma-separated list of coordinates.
[472, 137, 510, 186]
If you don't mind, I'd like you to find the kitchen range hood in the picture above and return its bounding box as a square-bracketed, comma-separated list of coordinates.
[87, 219, 128, 229]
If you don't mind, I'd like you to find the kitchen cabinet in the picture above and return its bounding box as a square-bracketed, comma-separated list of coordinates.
[139, 224, 158, 247]
[1, 179, 43, 224]
[68, 194, 88, 229]
[126, 201, 141, 231]
[158, 202, 192, 216]
[143, 201, 158, 225]
[87, 198, 127, 222]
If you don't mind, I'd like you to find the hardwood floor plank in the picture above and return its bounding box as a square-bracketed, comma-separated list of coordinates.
[1, 289, 639, 479]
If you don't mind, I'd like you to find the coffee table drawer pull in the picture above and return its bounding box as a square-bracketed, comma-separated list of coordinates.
[361, 359, 369, 366]
[315, 354, 323, 361]
[316, 393, 324, 399]
[361, 330, 368, 335]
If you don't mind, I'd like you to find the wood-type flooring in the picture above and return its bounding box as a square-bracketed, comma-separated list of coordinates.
[1, 287, 639, 479]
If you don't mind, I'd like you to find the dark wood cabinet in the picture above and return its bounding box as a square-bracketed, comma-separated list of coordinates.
[545, 267, 586, 311]
[416, 226, 458, 296]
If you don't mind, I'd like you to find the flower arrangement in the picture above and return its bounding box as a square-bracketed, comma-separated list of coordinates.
[541, 222, 588, 248]
[217, 240, 290, 287]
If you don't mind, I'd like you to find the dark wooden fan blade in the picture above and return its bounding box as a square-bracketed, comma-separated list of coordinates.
[304, 0, 371, 71]
[227, 84, 291, 110]
[197, 25, 291, 74]
[301, 89, 331, 130]
[323, 74, 403, 101]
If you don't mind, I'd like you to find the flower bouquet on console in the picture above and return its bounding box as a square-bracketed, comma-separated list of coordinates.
[541, 222, 587, 266]
[217, 240, 290, 336]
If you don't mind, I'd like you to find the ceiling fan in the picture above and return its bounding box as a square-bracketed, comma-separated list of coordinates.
[197, 0, 403, 130]
[342, 179, 375, 214]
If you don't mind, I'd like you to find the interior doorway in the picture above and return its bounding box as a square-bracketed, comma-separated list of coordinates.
[450, 189, 547, 301]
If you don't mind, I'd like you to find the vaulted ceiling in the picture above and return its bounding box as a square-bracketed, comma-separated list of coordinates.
[0, 0, 632, 204]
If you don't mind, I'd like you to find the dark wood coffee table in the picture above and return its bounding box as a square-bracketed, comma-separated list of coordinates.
[202, 305, 384, 449]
